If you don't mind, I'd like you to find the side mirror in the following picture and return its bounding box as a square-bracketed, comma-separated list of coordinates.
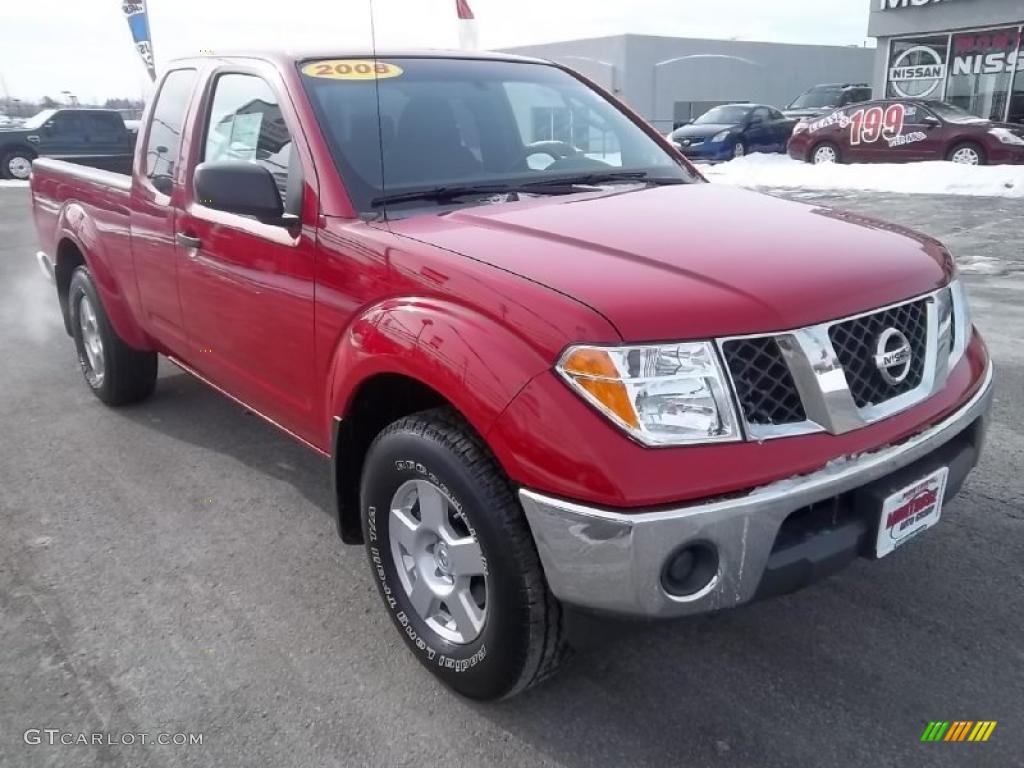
[922, 115, 940, 128]
[194, 161, 284, 223]
[42, 121, 55, 132]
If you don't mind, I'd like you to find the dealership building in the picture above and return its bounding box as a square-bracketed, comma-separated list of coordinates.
[502, 35, 874, 131]
[868, 0, 1024, 123]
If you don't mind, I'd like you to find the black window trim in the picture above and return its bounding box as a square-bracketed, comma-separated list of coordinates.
[141, 67, 199, 199]
[197, 67, 305, 219]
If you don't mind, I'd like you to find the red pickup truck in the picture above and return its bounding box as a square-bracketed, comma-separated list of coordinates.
[31, 50, 992, 700]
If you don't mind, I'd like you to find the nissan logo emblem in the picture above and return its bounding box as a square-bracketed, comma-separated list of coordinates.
[874, 328, 913, 385]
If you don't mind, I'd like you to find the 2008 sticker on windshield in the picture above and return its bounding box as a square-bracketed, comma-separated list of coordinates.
[302, 60, 403, 80]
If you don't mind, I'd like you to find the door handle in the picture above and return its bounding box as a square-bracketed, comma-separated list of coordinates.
[176, 233, 201, 250]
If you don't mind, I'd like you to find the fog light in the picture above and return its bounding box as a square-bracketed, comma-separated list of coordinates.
[661, 542, 719, 598]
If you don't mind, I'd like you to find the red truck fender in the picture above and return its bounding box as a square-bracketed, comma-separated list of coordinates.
[325, 297, 555, 543]
[53, 201, 150, 350]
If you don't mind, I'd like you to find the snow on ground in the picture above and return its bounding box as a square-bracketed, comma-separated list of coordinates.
[704, 154, 1024, 198]
[0, 180, 29, 187]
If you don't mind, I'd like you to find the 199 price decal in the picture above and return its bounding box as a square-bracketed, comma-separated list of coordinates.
[849, 104, 906, 145]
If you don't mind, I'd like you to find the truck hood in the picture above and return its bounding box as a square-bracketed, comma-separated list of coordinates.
[389, 183, 953, 341]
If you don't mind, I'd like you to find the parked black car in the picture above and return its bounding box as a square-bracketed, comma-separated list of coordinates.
[669, 104, 796, 162]
[0, 109, 135, 180]
[783, 83, 872, 121]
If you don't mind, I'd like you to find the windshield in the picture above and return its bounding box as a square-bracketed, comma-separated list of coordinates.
[300, 57, 694, 215]
[693, 106, 751, 125]
[924, 101, 988, 124]
[788, 87, 842, 110]
[21, 110, 56, 130]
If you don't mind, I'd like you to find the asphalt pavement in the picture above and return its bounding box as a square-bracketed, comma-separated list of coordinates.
[1, 182, 1021, 768]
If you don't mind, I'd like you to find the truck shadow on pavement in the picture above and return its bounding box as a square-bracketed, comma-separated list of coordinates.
[116, 366, 335, 523]
[116, 366, 1020, 768]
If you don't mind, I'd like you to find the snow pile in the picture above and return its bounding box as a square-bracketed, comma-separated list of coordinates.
[0, 180, 29, 188]
[704, 154, 1024, 198]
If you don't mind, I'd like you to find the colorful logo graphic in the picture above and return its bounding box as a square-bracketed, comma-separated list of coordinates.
[921, 721, 997, 742]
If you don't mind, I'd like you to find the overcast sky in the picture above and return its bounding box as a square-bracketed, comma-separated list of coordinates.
[0, 0, 872, 102]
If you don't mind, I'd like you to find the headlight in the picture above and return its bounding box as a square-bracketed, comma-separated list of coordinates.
[712, 130, 731, 143]
[556, 343, 740, 446]
[988, 127, 1024, 145]
[949, 278, 972, 367]
[792, 121, 808, 136]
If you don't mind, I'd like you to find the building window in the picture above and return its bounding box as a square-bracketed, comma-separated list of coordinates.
[946, 28, 1021, 122]
[887, 36, 950, 101]
[1012, 43, 1024, 125]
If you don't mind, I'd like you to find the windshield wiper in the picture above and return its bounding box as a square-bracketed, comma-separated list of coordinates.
[522, 171, 686, 188]
[370, 172, 686, 208]
[371, 183, 583, 207]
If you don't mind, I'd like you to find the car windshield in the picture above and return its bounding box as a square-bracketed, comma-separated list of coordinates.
[693, 106, 751, 125]
[21, 110, 56, 130]
[299, 57, 695, 215]
[788, 87, 842, 110]
[923, 101, 988, 124]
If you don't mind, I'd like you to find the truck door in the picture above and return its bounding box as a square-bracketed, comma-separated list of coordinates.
[744, 107, 772, 153]
[129, 68, 198, 357]
[174, 69, 318, 442]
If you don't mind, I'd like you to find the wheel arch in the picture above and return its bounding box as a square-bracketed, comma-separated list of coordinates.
[946, 138, 986, 164]
[326, 299, 553, 544]
[0, 142, 37, 159]
[53, 204, 150, 349]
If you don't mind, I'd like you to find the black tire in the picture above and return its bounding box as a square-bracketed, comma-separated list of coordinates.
[946, 141, 986, 166]
[68, 267, 157, 406]
[810, 141, 841, 165]
[1, 148, 35, 180]
[361, 407, 568, 700]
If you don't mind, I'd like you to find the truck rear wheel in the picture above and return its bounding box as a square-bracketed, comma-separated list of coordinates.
[360, 407, 568, 700]
[68, 267, 157, 406]
[1, 148, 35, 180]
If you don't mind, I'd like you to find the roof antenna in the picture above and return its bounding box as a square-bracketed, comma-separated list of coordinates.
[369, 0, 389, 223]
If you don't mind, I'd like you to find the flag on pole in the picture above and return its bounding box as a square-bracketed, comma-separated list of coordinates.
[122, 1, 156, 81]
[455, 0, 479, 51]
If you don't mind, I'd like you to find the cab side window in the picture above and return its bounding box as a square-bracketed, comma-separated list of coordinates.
[145, 69, 198, 193]
[204, 74, 297, 211]
[750, 107, 771, 123]
[84, 113, 123, 141]
[49, 112, 83, 137]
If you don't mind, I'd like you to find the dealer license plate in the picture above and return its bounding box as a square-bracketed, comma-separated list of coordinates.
[876, 467, 949, 559]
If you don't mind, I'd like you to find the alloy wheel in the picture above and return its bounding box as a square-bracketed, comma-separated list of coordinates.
[78, 294, 105, 386]
[389, 479, 487, 644]
[813, 145, 837, 164]
[951, 147, 980, 165]
[7, 156, 31, 180]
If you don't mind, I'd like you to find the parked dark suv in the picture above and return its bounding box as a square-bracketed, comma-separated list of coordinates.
[0, 108, 135, 180]
[783, 83, 872, 121]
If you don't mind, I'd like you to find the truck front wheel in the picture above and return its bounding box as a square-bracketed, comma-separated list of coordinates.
[68, 267, 157, 406]
[360, 407, 568, 700]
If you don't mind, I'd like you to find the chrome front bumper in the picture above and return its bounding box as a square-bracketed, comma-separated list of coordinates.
[519, 364, 993, 619]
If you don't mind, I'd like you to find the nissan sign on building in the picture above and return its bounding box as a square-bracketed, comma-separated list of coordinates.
[868, 0, 1024, 124]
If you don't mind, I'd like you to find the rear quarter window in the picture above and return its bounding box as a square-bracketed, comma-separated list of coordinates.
[145, 69, 198, 190]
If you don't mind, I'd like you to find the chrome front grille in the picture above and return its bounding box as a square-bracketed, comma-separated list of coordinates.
[829, 299, 928, 407]
[719, 288, 955, 440]
[722, 337, 806, 425]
